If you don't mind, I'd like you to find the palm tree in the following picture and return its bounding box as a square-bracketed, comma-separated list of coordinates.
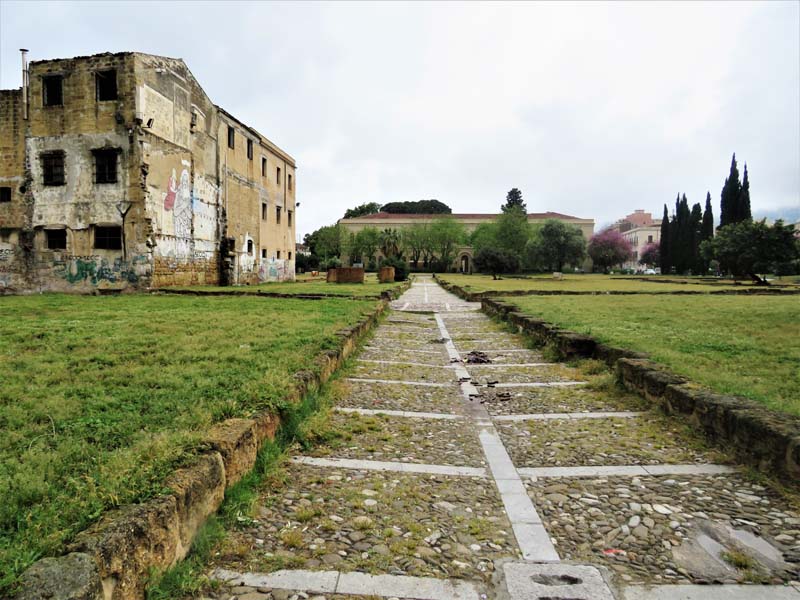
[379, 228, 401, 259]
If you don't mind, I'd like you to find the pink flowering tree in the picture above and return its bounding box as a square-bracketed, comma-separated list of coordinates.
[638, 242, 660, 267]
[588, 229, 634, 273]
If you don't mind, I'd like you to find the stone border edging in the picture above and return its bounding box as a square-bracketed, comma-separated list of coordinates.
[478, 296, 800, 484]
[433, 275, 800, 300]
[15, 300, 389, 600]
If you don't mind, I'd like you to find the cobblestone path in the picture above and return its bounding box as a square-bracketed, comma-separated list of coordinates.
[205, 277, 800, 600]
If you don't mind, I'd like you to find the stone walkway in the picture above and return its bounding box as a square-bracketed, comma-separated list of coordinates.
[204, 277, 800, 600]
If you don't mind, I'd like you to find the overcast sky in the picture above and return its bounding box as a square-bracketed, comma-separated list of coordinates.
[2, 1, 798, 238]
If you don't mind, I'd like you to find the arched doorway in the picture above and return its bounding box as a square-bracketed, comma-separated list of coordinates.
[460, 254, 470, 274]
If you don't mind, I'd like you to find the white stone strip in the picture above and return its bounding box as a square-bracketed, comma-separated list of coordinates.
[401, 302, 410, 309]
[434, 313, 462, 361]
[621, 584, 800, 600]
[479, 429, 559, 561]
[357, 359, 450, 368]
[518, 464, 738, 479]
[213, 568, 482, 600]
[489, 381, 587, 388]
[335, 407, 464, 420]
[291, 456, 487, 477]
[424, 285, 429, 303]
[465, 363, 551, 368]
[445, 302, 451, 311]
[363, 346, 444, 355]
[494, 411, 646, 422]
[346, 377, 451, 387]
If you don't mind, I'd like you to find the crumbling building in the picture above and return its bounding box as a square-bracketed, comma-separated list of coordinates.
[0, 51, 297, 292]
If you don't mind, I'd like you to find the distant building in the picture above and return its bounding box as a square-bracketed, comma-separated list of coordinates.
[612, 210, 660, 269]
[338, 211, 594, 273]
[0, 51, 297, 293]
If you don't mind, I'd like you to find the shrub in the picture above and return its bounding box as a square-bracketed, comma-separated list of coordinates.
[474, 248, 520, 279]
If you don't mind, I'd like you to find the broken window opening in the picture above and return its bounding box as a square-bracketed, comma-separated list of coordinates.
[276, 250, 281, 259]
[46, 229, 67, 250]
[261, 248, 267, 259]
[227, 126, 235, 149]
[0, 187, 11, 203]
[276, 166, 281, 184]
[43, 75, 63, 107]
[261, 157, 267, 177]
[41, 152, 65, 186]
[94, 226, 122, 250]
[288, 251, 292, 260]
[96, 69, 118, 101]
[93, 149, 119, 184]
[0, 229, 12, 243]
[247, 139, 253, 160]
[247, 239, 254, 255]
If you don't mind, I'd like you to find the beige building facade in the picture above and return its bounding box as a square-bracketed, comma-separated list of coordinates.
[0, 51, 296, 293]
[338, 211, 594, 272]
[613, 210, 660, 270]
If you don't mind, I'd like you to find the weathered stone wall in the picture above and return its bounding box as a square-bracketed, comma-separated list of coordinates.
[327, 266, 364, 283]
[0, 89, 27, 292]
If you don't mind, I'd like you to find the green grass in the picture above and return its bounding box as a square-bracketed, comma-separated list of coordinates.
[438, 273, 773, 294]
[502, 295, 800, 415]
[0, 294, 377, 593]
[170, 273, 403, 297]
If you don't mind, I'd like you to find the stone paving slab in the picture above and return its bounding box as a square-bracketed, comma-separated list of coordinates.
[527, 474, 800, 585]
[496, 414, 725, 467]
[494, 411, 645, 422]
[216, 464, 519, 583]
[338, 380, 466, 413]
[292, 456, 487, 477]
[350, 362, 457, 384]
[482, 385, 648, 415]
[503, 562, 616, 600]
[518, 464, 737, 478]
[335, 407, 463, 420]
[468, 363, 585, 384]
[621, 584, 800, 599]
[305, 411, 487, 467]
[359, 346, 450, 364]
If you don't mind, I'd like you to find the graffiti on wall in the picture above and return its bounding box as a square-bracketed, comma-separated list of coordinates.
[54, 255, 147, 286]
[162, 168, 193, 259]
[258, 258, 295, 282]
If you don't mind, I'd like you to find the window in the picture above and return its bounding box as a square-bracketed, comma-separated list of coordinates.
[41, 152, 65, 186]
[93, 149, 118, 184]
[276, 250, 281, 259]
[247, 139, 253, 160]
[287, 210, 293, 227]
[261, 157, 267, 177]
[288, 251, 292, 260]
[261, 202, 267, 221]
[288, 174, 293, 191]
[43, 75, 63, 106]
[227, 126, 235, 149]
[276, 206, 281, 224]
[94, 226, 122, 250]
[261, 249, 267, 259]
[647, 235, 653, 243]
[0, 229, 12, 243]
[247, 239, 254, 255]
[276, 166, 281, 184]
[46, 229, 67, 250]
[96, 69, 117, 101]
[0, 187, 10, 203]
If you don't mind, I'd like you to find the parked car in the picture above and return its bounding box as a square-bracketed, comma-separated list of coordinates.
[644, 268, 656, 275]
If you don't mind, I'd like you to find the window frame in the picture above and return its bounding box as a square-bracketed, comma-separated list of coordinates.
[261, 202, 267, 221]
[0, 187, 11, 203]
[288, 173, 293, 191]
[227, 126, 235, 149]
[287, 210, 293, 228]
[45, 229, 67, 250]
[93, 148, 119, 184]
[276, 166, 281, 185]
[42, 75, 64, 107]
[93, 225, 122, 250]
[276, 206, 282, 225]
[41, 151, 66, 186]
[261, 157, 267, 177]
[247, 139, 253, 160]
[95, 69, 118, 102]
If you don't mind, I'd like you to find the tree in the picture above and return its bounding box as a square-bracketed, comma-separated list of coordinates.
[719, 153, 742, 227]
[381, 200, 451, 214]
[351, 227, 380, 265]
[588, 229, 633, 273]
[659, 204, 671, 274]
[343, 202, 382, 219]
[402, 224, 430, 268]
[701, 219, 798, 284]
[470, 222, 500, 256]
[474, 248, 520, 279]
[639, 243, 660, 267]
[379, 228, 401, 258]
[698, 192, 714, 274]
[739, 164, 752, 222]
[527, 219, 586, 271]
[304, 224, 341, 262]
[501, 188, 526, 214]
[495, 207, 531, 259]
[690, 202, 703, 274]
[429, 216, 467, 271]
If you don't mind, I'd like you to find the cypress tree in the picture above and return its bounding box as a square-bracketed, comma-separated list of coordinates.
[690, 202, 703, 274]
[739, 164, 752, 221]
[700, 192, 714, 273]
[659, 204, 671, 273]
[719, 153, 741, 227]
[676, 194, 692, 273]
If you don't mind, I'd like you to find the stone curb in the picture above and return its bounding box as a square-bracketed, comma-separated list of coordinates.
[433, 275, 800, 299]
[478, 296, 800, 484]
[14, 299, 389, 600]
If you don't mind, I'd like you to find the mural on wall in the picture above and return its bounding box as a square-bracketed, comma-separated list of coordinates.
[162, 168, 194, 259]
[258, 258, 295, 282]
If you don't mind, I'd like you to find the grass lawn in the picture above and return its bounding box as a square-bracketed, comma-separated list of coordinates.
[438, 273, 774, 294]
[169, 273, 403, 297]
[501, 295, 800, 416]
[0, 294, 377, 592]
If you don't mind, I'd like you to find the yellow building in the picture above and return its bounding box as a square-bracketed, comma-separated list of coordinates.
[338, 211, 594, 272]
[0, 50, 296, 293]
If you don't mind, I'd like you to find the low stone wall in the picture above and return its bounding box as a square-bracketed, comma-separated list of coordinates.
[153, 279, 412, 301]
[481, 297, 800, 484]
[327, 267, 364, 284]
[15, 301, 389, 600]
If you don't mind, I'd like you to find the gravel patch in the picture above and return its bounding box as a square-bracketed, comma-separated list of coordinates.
[218, 466, 519, 583]
[483, 385, 647, 415]
[338, 380, 465, 414]
[351, 362, 457, 384]
[306, 412, 486, 467]
[497, 414, 723, 467]
[527, 474, 800, 585]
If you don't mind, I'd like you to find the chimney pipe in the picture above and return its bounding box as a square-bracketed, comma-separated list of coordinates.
[20, 49, 29, 120]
